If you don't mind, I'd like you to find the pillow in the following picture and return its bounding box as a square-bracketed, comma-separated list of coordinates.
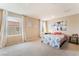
[52, 32, 63, 35]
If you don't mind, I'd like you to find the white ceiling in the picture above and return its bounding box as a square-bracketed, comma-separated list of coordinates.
[0, 3, 79, 20]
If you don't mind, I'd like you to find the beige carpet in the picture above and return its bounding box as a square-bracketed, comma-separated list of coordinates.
[0, 39, 79, 56]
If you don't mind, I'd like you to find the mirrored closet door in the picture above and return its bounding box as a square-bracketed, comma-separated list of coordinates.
[5, 11, 24, 46]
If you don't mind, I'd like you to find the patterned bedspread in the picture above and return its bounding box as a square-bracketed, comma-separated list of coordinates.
[41, 34, 67, 48]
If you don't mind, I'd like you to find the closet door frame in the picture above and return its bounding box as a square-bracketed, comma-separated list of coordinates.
[0, 10, 8, 48]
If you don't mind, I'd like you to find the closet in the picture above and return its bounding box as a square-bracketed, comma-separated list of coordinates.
[24, 16, 40, 42]
[0, 9, 3, 48]
[0, 9, 3, 36]
[4, 11, 24, 46]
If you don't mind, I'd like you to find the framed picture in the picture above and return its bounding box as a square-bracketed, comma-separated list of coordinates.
[52, 20, 67, 31]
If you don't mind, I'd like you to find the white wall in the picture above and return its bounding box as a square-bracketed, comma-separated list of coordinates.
[47, 14, 79, 35]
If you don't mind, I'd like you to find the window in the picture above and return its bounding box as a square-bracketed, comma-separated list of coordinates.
[40, 21, 47, 33]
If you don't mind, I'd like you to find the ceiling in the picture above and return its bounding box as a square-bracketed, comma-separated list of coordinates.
[0, 3, 79, 20]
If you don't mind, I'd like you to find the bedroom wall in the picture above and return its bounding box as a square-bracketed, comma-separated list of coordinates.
[0, 10, 40, 47]
[47, 14, 79, 35]
[24, 16, 40, 42]
[5, 16, 40, 46]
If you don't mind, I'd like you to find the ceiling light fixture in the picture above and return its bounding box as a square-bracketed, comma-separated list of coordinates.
[40, 16, 55, 21]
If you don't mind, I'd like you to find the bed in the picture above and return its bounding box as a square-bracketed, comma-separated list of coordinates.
[41, 32, 68, 48]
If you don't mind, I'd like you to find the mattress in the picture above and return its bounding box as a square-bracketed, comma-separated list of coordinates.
[42, 34, 67, 48]
[51, 34, 65, 40]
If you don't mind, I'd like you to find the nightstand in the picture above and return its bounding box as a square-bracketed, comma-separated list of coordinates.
[69, 34, 79, 44]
